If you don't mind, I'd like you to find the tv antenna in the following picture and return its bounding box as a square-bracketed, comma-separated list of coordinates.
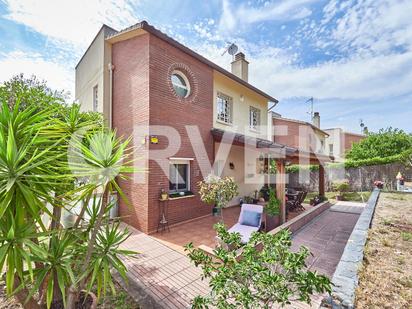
[305, 97, 314, 120]
[359, 119, 365, 134]
[222, 42, 238, 60]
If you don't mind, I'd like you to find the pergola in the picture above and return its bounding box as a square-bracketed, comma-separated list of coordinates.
[211, 128, 334, 224]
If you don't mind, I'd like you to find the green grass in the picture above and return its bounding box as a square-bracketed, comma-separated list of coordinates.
[401, 232, 412, 241]
[304, 191, 371, 204]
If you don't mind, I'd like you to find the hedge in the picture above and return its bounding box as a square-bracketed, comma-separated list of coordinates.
[330, 154, 403, 169]
[285, 149, 411, 173]
[285, 165, 319, 173]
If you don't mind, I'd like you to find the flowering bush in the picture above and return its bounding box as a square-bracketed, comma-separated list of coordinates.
[198, 175, 238, 217]
[374, 180, 384, 188]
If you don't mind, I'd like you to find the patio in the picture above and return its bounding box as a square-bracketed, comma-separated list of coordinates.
[119, 201, 364, 308]
[153, 203, 314, 253]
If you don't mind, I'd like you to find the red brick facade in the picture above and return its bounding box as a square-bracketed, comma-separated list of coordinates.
[112, 33, 214, 233]
[343, 132, 364, 154]
[273, 117, 324, 152]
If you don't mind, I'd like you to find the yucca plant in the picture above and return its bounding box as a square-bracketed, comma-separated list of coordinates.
[0, 76, 137, 309]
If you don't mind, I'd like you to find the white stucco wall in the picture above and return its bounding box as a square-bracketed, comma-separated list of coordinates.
[75, 26, 115, 121]
[213, 71, 270, 141]
[215, 142, 265, 207]
[325, 128, 343, 161]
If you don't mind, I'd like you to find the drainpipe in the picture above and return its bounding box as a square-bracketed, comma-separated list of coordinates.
[108, 63, 115, 129]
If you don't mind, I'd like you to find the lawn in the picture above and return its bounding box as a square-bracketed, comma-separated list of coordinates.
[304, 191, 371, 204]
[355, 192, 412, 308]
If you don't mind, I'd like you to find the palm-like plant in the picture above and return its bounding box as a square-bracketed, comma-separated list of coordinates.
[0, 76, 137, 309]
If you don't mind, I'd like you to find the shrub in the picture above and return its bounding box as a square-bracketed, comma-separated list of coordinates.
[198, 175, 238, 221]
[185, 224, 331, 308]
[332, 180, 350, 194]
[265, 187, 281, 216]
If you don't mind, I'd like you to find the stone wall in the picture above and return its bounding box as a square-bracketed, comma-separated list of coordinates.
[288, 163, 412, 192]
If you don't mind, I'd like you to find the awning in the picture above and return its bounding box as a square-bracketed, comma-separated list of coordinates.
[211, 128, 334, 164]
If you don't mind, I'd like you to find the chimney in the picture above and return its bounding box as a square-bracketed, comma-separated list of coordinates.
[231, 52, 249, 82]
[312, 112, 320, 128]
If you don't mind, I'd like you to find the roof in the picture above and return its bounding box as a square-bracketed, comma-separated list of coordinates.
[105, 21, 279, 103]
[211, 128, 334, 163]
[272, 116, 329, 136]
[75, 24, 117, 69]
[211, 128, 295, 156]
[324, 128, 365, 137]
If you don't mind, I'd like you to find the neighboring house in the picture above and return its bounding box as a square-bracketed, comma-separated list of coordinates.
[324, 128, 365, 161]
[272, 112, 329, 155]
[75, 21, 282, 233]
[75, 25, 117, 117]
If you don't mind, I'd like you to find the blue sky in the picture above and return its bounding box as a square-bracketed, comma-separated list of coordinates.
[0, 0, 411, 133]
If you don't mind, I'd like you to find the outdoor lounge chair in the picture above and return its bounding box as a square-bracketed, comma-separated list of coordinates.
[228, 204, 263, 243]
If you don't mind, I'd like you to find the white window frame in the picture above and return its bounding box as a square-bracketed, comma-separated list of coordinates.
[249, 106, 261, 131]
[216, 92, 233, 124]
[171, 70, 191, 98]
[169, 159, 191, 193]
[93, 85, 98, 112]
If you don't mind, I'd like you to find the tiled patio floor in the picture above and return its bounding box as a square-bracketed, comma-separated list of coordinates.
[291, 202, 364, 277]
[153, 204, 313, 253]
[118, 201, 364, 308]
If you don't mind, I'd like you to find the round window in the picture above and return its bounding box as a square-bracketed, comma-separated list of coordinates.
[171, 71, 190, 98]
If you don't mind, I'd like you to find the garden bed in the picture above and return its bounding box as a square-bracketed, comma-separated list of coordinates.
[355, 192, 412, 308]
[305, 191, 371, 203]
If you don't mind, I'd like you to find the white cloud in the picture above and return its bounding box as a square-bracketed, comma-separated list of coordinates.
[190, 34, 412, 102]
[219, 0, 317, 33]
[0, 51, 74, 95]
[3, 0, 139, 50]
[252, 49, 412, 100]
[331, 0, 412, 55]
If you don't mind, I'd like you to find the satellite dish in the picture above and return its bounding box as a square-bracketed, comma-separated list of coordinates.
[227, 43, 238, 56]
[221, 43, 238, 57]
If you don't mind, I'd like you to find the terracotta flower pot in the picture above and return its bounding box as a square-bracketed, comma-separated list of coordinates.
[265, 214, 280, 232]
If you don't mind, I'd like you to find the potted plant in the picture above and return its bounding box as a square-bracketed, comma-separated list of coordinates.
[264, 187, 281, 231]
[374, 180, 384, 189]
[259, 185, 270, 201]
[332, 180, 350, 200]
[198, 174, 238, 222]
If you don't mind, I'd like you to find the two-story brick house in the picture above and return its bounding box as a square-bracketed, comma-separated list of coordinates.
[272, 112, 329, 155]
[75, 21, 290, 233]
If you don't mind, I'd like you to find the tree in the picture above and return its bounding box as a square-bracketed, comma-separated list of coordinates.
[346, 127, 412, 161]
[185, 224, 331, 308]
[198, 175, 238, 222]
[0, 74, 67, 110]
[0, 76, 136, 308]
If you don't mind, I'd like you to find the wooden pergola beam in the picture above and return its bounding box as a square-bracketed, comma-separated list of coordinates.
[319, 164, 325, 197]
[276, 160, 286, 224]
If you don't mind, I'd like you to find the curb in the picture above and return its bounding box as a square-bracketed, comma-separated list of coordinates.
[322, 188, 380, 308]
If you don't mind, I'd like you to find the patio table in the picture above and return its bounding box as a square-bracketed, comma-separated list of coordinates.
[286, 192, 299, 201]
